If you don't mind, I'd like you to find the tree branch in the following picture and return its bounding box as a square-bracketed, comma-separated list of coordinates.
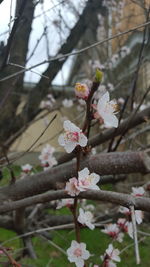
[0, 151, 149, 202]
[1, 189, 150, 214]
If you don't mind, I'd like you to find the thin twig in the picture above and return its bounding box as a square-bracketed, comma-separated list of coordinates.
[1, 21, 150, 82]
[130, 205, 140, 264]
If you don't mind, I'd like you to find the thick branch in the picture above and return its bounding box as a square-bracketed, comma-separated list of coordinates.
[0, 0, 35, 143]
[0, 151, 149, 202]
[0, 189, 150, 214]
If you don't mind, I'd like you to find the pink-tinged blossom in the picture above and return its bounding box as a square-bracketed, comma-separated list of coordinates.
[78, 208, 95, 230]
[65, 168, 100, 196]
[119, 206, 143, 224]
[117, 218, 133, 239]
[75, 83, 90, 100]
[39, 144, 57, 169]
[67, 240, 90, 267]
[65, 177, 80, 196]
[93, 91, 119, 128]
[131, 187, 145, 197]
[76, 168, 100, 192]
[56, 199, 74, 209]
[62, 99, 73, 108]
[101, 244, 120, 267]
[58, 120, 87, 153]
[101, 224, 124, 243]
[21, 164, 32, 173]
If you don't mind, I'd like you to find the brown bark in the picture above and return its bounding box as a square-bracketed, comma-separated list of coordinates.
[0, 0, 35, 143]
[1, 189, 150, 214]
[0, 151, 149, 202]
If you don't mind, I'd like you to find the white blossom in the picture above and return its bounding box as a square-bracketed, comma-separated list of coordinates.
[65, 177, 80, 196]
[119, 206, 143, 224]
[94, 91, 119, 128]
[101, 244, 120, 267]
[65, 168, 100, 196]
[101, 224, 124, 242]
[67, 240, 90, 267]
[78, 208, 95, 230]
[131, 187, 145, 197]
[58, 120, 87, 153]
[39, 144, 57, 168]
[76, 168, 100, 192]
[117, 218, 133, 238]
[21, 164, 32, 173]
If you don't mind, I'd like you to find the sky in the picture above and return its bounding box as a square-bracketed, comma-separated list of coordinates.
[0, 0, 86, 84]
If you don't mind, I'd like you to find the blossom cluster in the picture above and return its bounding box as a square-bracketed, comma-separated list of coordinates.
[65, 167, 100, 196]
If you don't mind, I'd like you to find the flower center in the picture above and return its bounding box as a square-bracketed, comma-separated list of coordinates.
[109, 231, 118, 239]
[135, 193, 143, 197]
[74, 248, 82, 257]
[66, 131, 79, 142]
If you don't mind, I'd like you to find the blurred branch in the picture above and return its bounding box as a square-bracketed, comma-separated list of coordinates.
[1, 188, 150, 214]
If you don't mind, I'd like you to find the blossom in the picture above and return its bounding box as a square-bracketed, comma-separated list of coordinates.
[94, 91, 119, 128]
[101, 224, 124, 242]
[119, 206, 143, 224]
[65, 177, 80, 196]
[67, 240, 90, 267]
[76, 168, 100, 192]
[39, 144, 57, 168]
[56, 199, 74, 209]
[78, 208, 95, 230]
[101, 244, 120, 267]
[75, 82, 90, 100]
[131, 187, 145, 197]
[117, 218, 133, 238]
[65, 168, 100, 196]
[62, 99, 73, 108]
[21, 164, 32, 173]
[58, 120, 87, 153]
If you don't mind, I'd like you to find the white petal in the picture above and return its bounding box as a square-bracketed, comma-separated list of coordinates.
[78, 133, 88, 147]
[64, 120, 80, 132]
[75, 258, 84, 267]
[78, 168, 89, 179]
[65, 141, 76, 153]
[87, 222, 95, 230]
[101, 91, 110, 103]
[103, 113, 118, 128]
[83, 250, 90, 260]
[97, 91, 110, 109]
[58, 134, 65, 146]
